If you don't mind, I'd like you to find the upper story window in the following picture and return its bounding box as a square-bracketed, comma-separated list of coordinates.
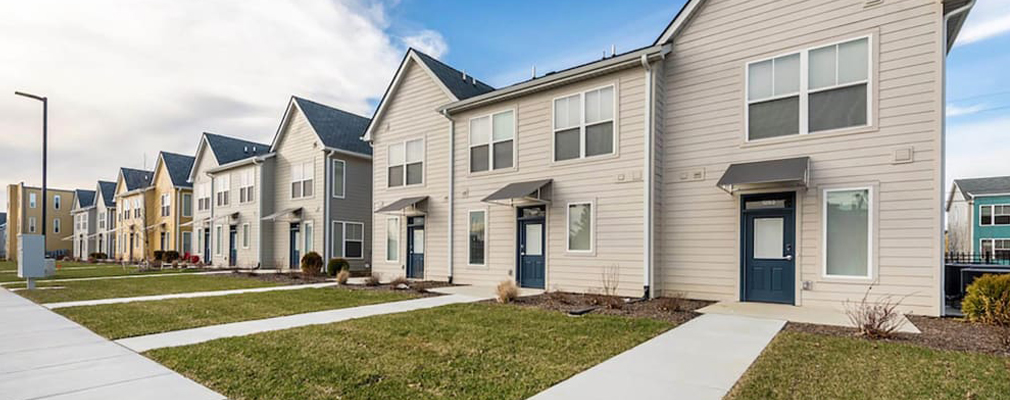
[181, 193, 192, 217]
[470, 110, 515, 173]
[54, 195, 61, 210]
[215, 175, 230, 206]
[554, 86, 615, 162]
[197, 183, 211, 212]
[747, 36, 870, 141]
[388, 139, 424, 187]
[98, 212, 105, 230]
[981, 205, 1010, 225]
[239, 170, 255, 203]
[28, 217, 36, 233]
[133, 199, 141, 218]
[29, 193, 37, 208]
[332, 159, 345, 199]
[161, 193, 171, 217]
[291, 162, 314, 199]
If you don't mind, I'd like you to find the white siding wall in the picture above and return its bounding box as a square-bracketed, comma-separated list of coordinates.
[946, 188, 971, 253]
[210, 163, 263, 269]
[270, 107, 326, 270]
[192, 148, 218, 265]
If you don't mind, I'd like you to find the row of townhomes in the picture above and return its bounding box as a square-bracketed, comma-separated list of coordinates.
[947, 176, 1010, 257]
[364, 0, 970, 317]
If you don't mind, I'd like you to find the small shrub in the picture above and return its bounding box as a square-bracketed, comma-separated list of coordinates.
[656, 295, 686, 312]
[410, 281, 436, 293]
[389, 276, 409, 288]
[327, 258, 350, 276]
[164, 251, 180, 262]
[547, 291, 573, 305]
[153, 251, 165, 261]
[300, 252, 323, 276]
[590, 294, 624, 310]
[601, 264, 620, 296]
[365, 275, 381, 286]
[843, 284, 908, 339]
[962, 274, 1010, 351]
[496, 280, 519, 303]
[336, 269, 350, 285]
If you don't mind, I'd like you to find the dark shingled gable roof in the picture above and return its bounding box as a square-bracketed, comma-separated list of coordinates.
[204, 132, 271, 165]
[98, 181, 117, 208]
[292, 97, 372, 155]
[121, 168, 154, 191]
[160, 152, 196, 188]
[412, 49, 495, 100]
[75, 189, 96, 208]
[954, 176, 1010, 199]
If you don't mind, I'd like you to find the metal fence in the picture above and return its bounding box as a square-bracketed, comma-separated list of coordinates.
[944, 252, 1010, 305]
[945, 252, 1010, 265]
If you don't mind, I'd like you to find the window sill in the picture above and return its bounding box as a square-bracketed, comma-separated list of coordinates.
[386, 183, 426, 191]
[467, 167, 518, 178]
[741, 125, 878, 149]
[818, 275, 874, 284]
[564, 250, 597, 257]
[551, 152, 620, 167]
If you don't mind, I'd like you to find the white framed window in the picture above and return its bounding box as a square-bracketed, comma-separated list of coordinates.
[53, 218, 60, 234]
[553, 85, 615, 162]
[29, 193, 37, 208]
[290, 162, 314, 199]
[747, 36, 871, 141]
[332, 159, 346, 199]
[197, 183, 211, 211]
[387, 139, 424, 187]
[386, 217, 400, 262]
[98, 212, 106, 230]
[215, 175, 231, 207]
[980, 205, 1010, 226]
[332, 221, 364, 259]
[567, 202, 594, 252]
[28, 217, 36, 233]
[181, 193, 192, 217]
[196, 228, 203, 253]
[303, 221, 314, 253]
[215, 225, 223, 255]
[981, 239, 1010, 258]
[53, 195, 61, 210]
[239, 170, 255, 204]
[161, 193, 171, 217]
[181, 232, 192, 254]
[823, 187, 873, 279]
[469, 110, 515, 173]
[134, 199, 141, 218]
[241, 223, 250, 249]
[468, 210, 487, 265]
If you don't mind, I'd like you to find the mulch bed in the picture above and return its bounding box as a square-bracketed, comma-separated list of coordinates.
[786, 315, 1010, 356]
[232, 271, 332, 285]
[339, 280, 455, 298]
[501, 292, 714, 325]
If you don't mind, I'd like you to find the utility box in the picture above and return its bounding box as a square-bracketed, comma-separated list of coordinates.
[17, 234, 51, 279]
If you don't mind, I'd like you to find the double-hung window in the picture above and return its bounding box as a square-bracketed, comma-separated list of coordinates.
[181, 193, 192, 217]
[747, 36, 870, 141]
[28, 217, 36, 233]
[197, 183, 211, 211]
[823, 188, 872, 278]
[215, 175, 230, 207]
[567, 202, 594, 252]
[332, 159, 346, 198]
[388, 139, 423, 187]
[54, 195, 61, 210]
[161, 194, 171, 217]
[980, 205, 1010, 225]
[242, 223, 250, 249]
[468, 210, 486, 265]
[215, 225, 222, 255]
[981, 239, 1010, 259]
[554, 86, 615, 162]
[291, 162, 314, 198]
[29, 193, 37, 209]
[470, 111, 515, 172]
[303, 221, 314, 253]
[53, 218, 60, 234]
[133, 199, 141, 218]
[239, 170, 255, 203]
[98, 212, 106, 230]
[333, 222, 364, 259]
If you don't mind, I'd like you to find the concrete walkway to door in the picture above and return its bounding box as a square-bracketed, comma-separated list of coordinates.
[527, 314, 785, 400]
[0, 288, 224, 400]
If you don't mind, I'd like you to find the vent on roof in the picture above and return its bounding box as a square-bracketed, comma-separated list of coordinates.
[462, 70, 467, 81]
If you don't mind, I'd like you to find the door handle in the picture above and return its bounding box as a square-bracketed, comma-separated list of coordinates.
[784, 255, 793, 261]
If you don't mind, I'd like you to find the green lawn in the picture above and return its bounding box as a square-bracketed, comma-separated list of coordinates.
[148, 303, 672, 400]
[10, 274, 277, 303]
[0, 260, 200, 282]
[726, 332, 1010, 400]
[59, 287, 418, 339]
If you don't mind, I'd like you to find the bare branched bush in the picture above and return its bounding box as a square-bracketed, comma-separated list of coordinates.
[844, 283, 909, 339]
[601, 264, 620, 296]
[336, 270, 350, 285]
[656, 293, 687, 312]
[496, 280, 519, 303]
[389, 276, 409, 289]
[364, 275, 381, 286]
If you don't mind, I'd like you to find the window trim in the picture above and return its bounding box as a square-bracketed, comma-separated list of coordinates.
[181, 193, 192, 217]
[29, 193, 37, 209]
[979, 204, 1010, 226]
[241, 223, 250, 249]
[565, 200, 595, 254]
[980, 238, 1010, 255]
[215, 175, 231, 207]
[181, 231, 192, 254]
[821, 186, 874, 280]
[467, 209, 488, 267]
[239, 169, 255, 204]
[551, 84, 619, 164]
[302, 221, 314, 254]
[387, 138, 426, 188]
[744, 34, 874, 143]
[28, 217, 36, 233]
[215, 225, 223, 255]
[333, 220, 365, 260]
[53, 218, 60, 233]
[385, 217, 400, 263]
[289, 161, 315, 200]
[332, 159, 346, 199]
[467, 107, 518, 175]
[54, 195, 61, 210]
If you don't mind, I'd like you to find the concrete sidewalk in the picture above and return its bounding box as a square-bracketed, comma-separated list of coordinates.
[44, 282, 339, 309]
[527, 314, 785, 400]
[118, 293, 491, 352]
[0, 288, 224, 400]
[0, 270, 232, 286]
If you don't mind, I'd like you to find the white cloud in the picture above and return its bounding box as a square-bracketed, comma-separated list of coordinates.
[401, 29, 449, 58]
[946, 103, 986, 117]
[955, 1, 1010, 46]
[0, 0, 441, 210]
[946, 116, 1010, 188]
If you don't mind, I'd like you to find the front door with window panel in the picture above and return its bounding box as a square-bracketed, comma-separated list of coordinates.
[289, 223, 300, 269]
[517, 206, 546, 289]
[741, 193, 796, 304]
[406, 217, 425, 279]
[229, 226, 238, 267]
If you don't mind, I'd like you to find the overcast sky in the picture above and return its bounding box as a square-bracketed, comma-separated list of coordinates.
[1, 0, 1008, 211]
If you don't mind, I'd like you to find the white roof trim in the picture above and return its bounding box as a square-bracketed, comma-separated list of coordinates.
[654, 0, 704, 45]
[362, 50, 460, 142]
[187, 134, 214, 182]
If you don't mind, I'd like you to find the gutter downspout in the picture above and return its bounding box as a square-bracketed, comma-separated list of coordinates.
[324, 150, 332, 263]
[254, 158, 265, 269]
[941, 0, 975, 316]
[175, 188, 180, 256]
[442, 109, 455, 284]
[641, 54, 655, 299]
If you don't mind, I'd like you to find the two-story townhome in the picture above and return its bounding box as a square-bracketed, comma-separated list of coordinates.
[370, 0, 972, 317]
[70, 189, 97, 259]
[266, 96, 373, 271]
[189, 132, 272, 267]
[93, 180, 117, 258]
[0, 213, 7, 260]
[4, 183, 77, 260]
[149, 152, 196, 258]
[947, 176, 1010, 257]
[114, 168, 155, 262]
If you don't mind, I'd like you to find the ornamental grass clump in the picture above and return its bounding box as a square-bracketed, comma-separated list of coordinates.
[496, 280, 519, 303]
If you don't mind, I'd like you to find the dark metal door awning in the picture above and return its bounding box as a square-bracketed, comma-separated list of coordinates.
[717, 157, 810, 194]
[375, 196, 428, 215]
[482, 179, 552, 206]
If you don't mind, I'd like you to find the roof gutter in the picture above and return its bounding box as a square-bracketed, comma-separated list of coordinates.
[323, 146, 372, 160]
[440, 44, 672, 115]
[205, 153, 276, 175]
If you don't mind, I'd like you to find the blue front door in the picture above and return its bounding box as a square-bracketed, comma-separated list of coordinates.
[517, 206, 546, 289]
[203, 230, 210, 263]
[290, 223, 300, 269]
[406, 217, 425, 279]
[229, 226, 238, 267]
[741, 192, 796, 304]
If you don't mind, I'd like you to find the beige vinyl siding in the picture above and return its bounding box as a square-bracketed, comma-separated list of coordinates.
[191, 147, 217, 265]
[371, 60, 452, 282]
[328, 155, 372, 270]
[450, 67, 648, 296]
[270, 106, 326, 270]
[660, 0, 943, 315]
[208, 163, 262, 268]
[150, 161, 192, 256]
[94, 190, 116, 257]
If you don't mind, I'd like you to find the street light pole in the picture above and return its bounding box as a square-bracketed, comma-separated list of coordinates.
[15, 91, 48, 252]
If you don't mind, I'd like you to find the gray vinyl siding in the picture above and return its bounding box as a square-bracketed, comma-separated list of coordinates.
[371, 60, 452, 282]
[270, 106, 326, 270]
[328, 154, 372, 271]
[659, 0, 944, 315]
[449, 67, 649, 296]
